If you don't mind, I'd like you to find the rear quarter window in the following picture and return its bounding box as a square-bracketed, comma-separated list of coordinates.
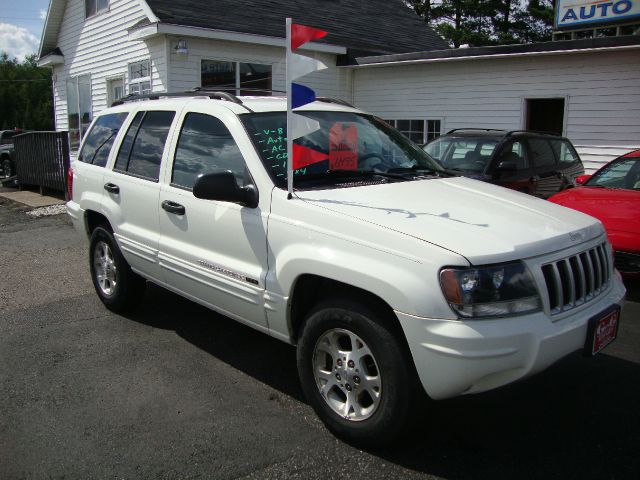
[550, 139, 580, 166]
[79, 113, 129, 167]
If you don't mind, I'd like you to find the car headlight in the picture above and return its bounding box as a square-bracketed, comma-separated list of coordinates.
[440, 261, 541, 318]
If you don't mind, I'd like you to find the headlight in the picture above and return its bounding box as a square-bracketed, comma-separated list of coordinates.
[440, 261, 541, 319]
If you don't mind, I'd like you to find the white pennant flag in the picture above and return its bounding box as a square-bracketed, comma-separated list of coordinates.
[290, 53, 327, 81]
[291, 113, 321, 139]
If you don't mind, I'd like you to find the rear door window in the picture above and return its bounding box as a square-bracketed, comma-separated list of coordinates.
[114, 110, 176, 181]
[79, 113, 129, 167]
[528, 139, 556, 168]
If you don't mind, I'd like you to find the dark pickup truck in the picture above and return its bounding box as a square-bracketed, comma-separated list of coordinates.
[0, 129, 22, 180]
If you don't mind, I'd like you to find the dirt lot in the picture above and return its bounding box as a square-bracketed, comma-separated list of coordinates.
[1, 193, 639, 480]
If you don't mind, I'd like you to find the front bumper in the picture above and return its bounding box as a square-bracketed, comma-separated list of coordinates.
[396, 272, 626, 400]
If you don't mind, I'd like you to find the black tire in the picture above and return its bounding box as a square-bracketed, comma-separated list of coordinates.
[1, 157, 12, 178]
[89, 225, 146, 313]
[296, 298, 417, 448]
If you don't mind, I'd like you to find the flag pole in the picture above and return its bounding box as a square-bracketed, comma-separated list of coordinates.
[286, 17, 293, 199]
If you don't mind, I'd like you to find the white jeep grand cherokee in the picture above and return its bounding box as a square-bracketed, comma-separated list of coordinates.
[67, 92, 626, 446]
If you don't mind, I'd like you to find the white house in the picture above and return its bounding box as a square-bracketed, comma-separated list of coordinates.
[349, 36, 640, 171]
[37, 0, 640, 171]
[36, 0, 445, 151]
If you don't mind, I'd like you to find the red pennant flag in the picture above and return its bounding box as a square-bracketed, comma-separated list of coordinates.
[293, 144, 328, 170]
[291, 23, 328, 50]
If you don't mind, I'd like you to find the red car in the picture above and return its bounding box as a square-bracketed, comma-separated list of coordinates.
[549, 150, 640, 278]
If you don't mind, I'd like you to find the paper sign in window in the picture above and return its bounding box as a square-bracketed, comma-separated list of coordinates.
[329, 123, 358, 170]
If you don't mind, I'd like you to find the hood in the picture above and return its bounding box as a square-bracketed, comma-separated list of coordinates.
[296, 176, 604, 265]
[549, 186, 640, 236]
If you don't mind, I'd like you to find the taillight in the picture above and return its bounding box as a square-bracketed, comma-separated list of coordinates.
[66, 166, 74, 201]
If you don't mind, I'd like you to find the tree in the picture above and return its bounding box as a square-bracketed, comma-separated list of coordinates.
[0, 53, 53, 131]
[408, 0, 555, 48]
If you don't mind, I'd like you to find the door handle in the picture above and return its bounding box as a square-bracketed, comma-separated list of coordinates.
[161, 200, 186, 215]
[104, 183, 119, 194]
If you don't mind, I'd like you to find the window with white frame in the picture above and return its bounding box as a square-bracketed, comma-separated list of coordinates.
[128, 60, 151, 96]
[384, 119, 442, 144]
[201, 60, 272, 96]
[66, 74, 92, 151]
[85, 0, 109, 19]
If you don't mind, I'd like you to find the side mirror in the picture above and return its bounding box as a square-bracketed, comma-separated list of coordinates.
[495, 161, 517, 172]
[575, 174, 591, 185]
[193, 171, 259, 208]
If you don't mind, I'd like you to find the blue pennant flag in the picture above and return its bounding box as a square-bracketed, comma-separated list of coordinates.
[292, 83, 316, 109]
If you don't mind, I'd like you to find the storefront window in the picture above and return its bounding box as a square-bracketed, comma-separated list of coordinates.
[201, 60, 272, 96]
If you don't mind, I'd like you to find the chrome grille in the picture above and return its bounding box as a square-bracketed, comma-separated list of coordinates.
[541, 242, 611, 314]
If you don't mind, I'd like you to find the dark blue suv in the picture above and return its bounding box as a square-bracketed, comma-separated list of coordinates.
[424, 129, 584, 198]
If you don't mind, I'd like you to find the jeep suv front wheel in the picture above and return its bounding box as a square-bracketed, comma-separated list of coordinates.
[297, 298, 416, 447]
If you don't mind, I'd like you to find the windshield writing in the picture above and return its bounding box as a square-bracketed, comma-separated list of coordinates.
[241, 111, 442, 188]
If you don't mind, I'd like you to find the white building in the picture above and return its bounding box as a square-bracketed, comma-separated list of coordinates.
[38, 0, 640, 171]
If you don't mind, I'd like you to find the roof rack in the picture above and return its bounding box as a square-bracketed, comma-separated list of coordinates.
[446, 128, 507, 134]
[192, 87, 287, 95]
[316, 97, 356, 108]
[505, 129, 561, 137]
[110, 88, 355, 110]
[111, 89, 245, 107]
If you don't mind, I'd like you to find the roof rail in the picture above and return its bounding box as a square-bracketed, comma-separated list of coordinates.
[446, 128, 507, 134]
[192, 86, 287, 95]
[505, 129, 561, 137]
[111, 90, 245, 107]
[316, 97, 356, 108]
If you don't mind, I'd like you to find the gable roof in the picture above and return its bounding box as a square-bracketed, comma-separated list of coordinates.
[145, 0, 447, 55]
[39, 0, 157, 58]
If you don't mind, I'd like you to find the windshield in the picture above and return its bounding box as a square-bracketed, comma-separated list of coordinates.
[241, 111, 443, 188]
[0, 132, 17, 145]
[586, 158, 640, 190]
[424, 136, 498, 173]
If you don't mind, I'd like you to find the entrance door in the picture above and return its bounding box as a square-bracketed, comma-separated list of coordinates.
[525, 98, 565, 135]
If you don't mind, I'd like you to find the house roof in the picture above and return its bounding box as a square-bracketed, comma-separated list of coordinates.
[144, 0, 448, 55]
[354, 35, 640, 66]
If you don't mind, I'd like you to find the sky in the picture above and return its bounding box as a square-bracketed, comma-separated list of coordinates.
[0, 0, 49, 60]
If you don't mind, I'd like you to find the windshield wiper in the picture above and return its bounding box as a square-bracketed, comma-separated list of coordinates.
[294, 169, 409, 183]
[387, 165, 450, 177]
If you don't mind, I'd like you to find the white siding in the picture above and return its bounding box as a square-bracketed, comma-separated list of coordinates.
[352, 50, 640, 172]
[167, 36, 351, 101]
[53, 0, 164, 131]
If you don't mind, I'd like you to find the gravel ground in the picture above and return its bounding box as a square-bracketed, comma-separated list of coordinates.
[1, 195, 639, 480]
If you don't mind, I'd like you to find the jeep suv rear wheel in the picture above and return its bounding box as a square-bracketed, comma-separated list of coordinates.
[89, 226, 146, 313]
[297, 298, 416, 447]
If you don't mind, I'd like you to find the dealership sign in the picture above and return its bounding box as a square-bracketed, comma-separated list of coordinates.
[555, 0, 640, 29]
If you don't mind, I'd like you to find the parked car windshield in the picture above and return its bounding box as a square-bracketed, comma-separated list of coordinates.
[424, 136, 499, 173]
[585, 158, 640, 190]
[0, 131, 17, 145]
[241, 111, 443, 189]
